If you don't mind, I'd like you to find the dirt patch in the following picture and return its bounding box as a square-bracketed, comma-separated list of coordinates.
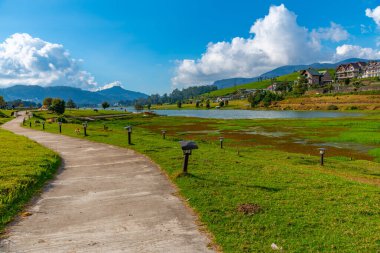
[237, 203, 262, 215]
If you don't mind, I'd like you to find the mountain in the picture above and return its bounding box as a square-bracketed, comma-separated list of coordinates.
[0, 85, 148, 105]
[97, 86, 147, 101]
[213, 58, 373, 89]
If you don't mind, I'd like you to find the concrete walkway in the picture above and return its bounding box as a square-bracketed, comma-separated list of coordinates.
[0, 114, 214, 253]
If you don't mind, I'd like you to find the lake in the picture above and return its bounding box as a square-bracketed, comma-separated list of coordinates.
[113, 107, 362, 119]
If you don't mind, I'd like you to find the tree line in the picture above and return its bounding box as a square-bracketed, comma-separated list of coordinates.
[134, 85, 217, 106]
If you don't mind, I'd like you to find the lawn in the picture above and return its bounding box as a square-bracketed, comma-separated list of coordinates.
[0, 112, 60, 233]
[26, 111, 380, 252]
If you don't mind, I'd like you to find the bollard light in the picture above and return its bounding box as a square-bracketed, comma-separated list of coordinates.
[82, 121, 88, 136]
[161, 130, 166, 139]
[318, 148, 326, 166]
[42, 121, 45, 130]
[179, 141, 198, 174]
[58, 121, 62, 133]
[219, 137, 224, 149]
[29, 121, 32, 128]
[124, 126, 132, 145]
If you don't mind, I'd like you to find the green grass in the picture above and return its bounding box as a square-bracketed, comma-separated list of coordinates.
[33, 109, 129, 119]
[0, 113, 60, 233]
[26, 111, 380, 252]
[205, 72, 300, 97]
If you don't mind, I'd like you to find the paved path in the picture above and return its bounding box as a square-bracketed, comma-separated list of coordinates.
[0, 114, 214, 253]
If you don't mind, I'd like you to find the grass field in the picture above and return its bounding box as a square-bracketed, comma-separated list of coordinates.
[26, 110, 380, 252]
[0, 111, 60, 233]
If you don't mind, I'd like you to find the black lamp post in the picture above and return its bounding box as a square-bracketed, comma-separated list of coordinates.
[179, 141, 198, 174]
[58, 121, 62, 133]
[42, 121, 45, 130]
[219, 137, 224, 149]
[29, 121, 32, 128]
[124, 126, 132, 145]
[318, 148, 326, 166]
[83, 121, 88, 136]
[161, 130, 166, 139]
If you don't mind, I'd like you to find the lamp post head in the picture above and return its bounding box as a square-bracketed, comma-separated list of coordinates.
[161, 130, 166, 134]
[82, 121, 88, 128]
[318, 148, 326, 155]
[179, 140, 198, 155]
[219, 137, 224, 142]
[58, 121, 62, 126]
[42, 121, 45, 125]
[124, 126, 132, 133]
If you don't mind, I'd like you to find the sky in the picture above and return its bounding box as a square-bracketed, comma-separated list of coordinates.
[0, 0, 380, 95]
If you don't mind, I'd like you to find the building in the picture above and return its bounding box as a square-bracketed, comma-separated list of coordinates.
[362, 61, 380, 78]
[336, 62, 367, 80]
[299, 68, 332, 86]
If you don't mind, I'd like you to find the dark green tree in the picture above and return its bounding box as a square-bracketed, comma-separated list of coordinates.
[66, 99, 76, 109]
[0, 96, 6, 109]
[177, 101, 182, 108]
[50, 98, 65, 114]
[102, 101, 110, 110]
[206, 99, 211, 109]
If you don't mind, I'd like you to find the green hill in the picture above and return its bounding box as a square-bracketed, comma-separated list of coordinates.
[204, 72, 302, 97]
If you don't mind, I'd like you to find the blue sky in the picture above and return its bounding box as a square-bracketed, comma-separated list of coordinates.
[0, 0, 380, 94]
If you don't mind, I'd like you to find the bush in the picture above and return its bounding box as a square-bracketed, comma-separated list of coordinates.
[327, 105, 339, 110]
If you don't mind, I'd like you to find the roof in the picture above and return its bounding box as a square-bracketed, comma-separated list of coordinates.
[301, 68, 322, 76]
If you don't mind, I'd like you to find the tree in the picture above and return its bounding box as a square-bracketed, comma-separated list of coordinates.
[219, 101, 225, 107]
[0, 96, 6, 109]
[195, 101, 200, 108]
[225, 100, 229, 106]
[102, 101, 110, 110]
[206, 99, 211, 109]
[43, 97, 53, 107]
[147, 103, 152, 110]
[134, 103, 144, 111]
[50, 98, 65, 114]
[66, 99, 76, 109]
[177, 101, 182, 108]
[344, 78, 350, 85]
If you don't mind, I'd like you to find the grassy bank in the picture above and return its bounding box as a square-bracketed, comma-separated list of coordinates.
[27, 110, 380, 252]
[0, 112, 60, 233]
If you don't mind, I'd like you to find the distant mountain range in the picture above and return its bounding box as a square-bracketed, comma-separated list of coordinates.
[213, 58, 373, 89]
[0, 85, 148, 105]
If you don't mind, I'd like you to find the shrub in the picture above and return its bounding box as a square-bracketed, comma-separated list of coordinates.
[327, 105, 339, 110]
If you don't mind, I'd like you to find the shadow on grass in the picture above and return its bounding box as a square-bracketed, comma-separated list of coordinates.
[175, 172, 281, 192]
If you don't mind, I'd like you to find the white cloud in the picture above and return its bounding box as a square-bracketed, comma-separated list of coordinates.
[96, 80, 123, 91]
[311, 22, 349, 45]
[366, 6, 380, 27]
[335, 44, 380, 59]
[172, 4, 349, 88]
[0, 33, 98, 90]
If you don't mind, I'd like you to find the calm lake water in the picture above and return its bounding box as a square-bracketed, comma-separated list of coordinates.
[114, 107, 362, 119]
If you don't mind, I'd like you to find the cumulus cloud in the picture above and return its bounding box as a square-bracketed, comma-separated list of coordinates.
[0, 33, 98, 90]
[97, 80, 123, 91]
[366, 6, 380, 27]
[335, 44, 380, 59]
[172, 4, 349, 88]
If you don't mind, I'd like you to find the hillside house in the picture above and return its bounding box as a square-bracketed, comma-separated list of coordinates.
[362, 61, 380, 78]
[336, 62, 367, 80]
[299, 68, 332, 86]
